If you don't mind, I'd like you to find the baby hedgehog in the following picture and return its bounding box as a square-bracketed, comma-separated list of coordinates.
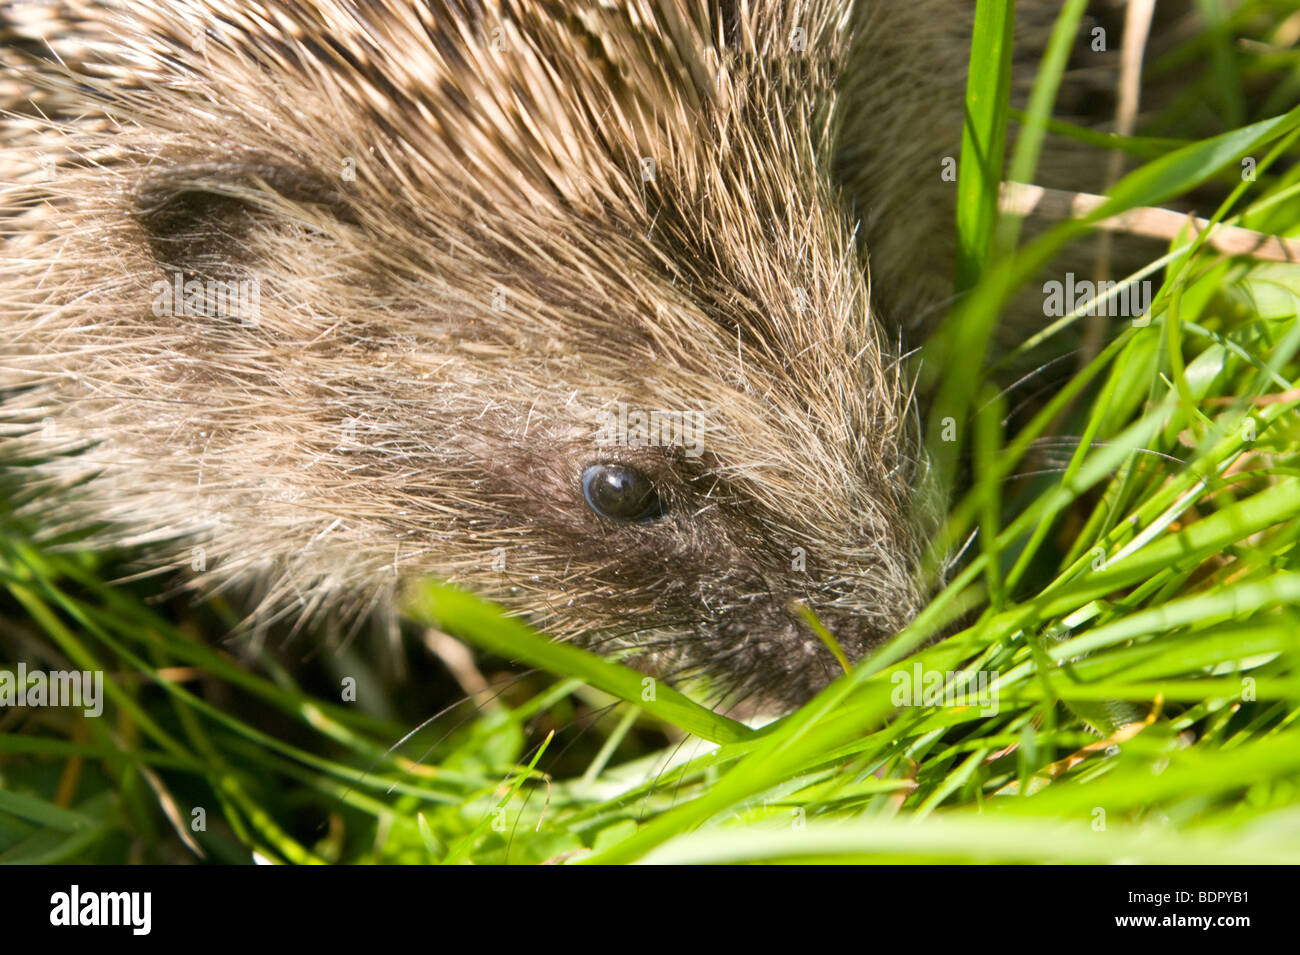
[1, 0, 978, 710]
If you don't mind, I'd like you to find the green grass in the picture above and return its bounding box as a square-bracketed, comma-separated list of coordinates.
[5, 1, 1300, 864]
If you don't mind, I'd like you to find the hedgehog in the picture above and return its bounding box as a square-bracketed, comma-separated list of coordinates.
[1, 0, 1113, 712]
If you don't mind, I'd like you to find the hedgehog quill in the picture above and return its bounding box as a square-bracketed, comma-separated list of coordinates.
[0, 0, 977, 712]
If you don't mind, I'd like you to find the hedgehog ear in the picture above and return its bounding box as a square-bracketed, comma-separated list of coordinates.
[133, 162, 347, 275]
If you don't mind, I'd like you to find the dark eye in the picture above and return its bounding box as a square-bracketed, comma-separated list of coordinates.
[581, 464, 665, 523]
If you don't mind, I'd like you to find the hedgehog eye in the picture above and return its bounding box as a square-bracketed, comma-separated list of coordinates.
[581, 464, 664, 523]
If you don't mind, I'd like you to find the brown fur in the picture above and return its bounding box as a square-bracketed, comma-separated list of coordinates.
[3, 0, 1110, 711]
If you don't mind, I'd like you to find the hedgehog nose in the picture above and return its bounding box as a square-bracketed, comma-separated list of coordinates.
[791, 600, 903, 673]
[788, 600, 856, 672]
